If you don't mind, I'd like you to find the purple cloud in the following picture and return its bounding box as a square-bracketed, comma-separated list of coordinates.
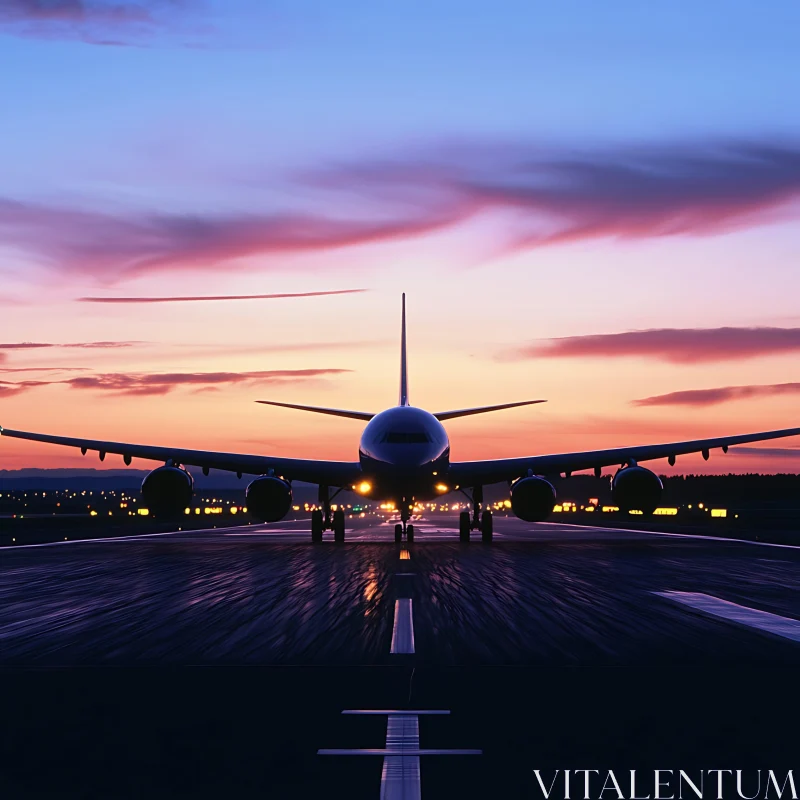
[509, 327, 800, 364]
[0, 368, 351, 398]
[634, 382, 800, 407]
[0, 1, 195, 45]
[3, 140, 800, 281]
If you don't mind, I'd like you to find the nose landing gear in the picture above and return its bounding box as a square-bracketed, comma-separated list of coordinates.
[395, 500, 415, 543]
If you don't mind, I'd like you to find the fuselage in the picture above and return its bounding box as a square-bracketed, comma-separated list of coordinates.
[358, 406, 451, 505]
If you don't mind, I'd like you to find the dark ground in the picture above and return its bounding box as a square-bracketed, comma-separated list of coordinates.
[2, 516, 799, 798]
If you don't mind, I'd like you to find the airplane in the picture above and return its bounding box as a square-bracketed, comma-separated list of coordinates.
[3, 294, 800, 544]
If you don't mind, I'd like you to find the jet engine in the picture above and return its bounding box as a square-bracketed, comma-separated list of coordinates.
[246, 476, 292, 522]
[611, 466, 663, 514]
[141, 465, 193, 517]
[510, 476, 557, 522]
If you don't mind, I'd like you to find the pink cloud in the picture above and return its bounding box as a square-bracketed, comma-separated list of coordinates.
[78, 288, 367, 303]
[0, 368, 351, 398]
[634, 382, 800, 407]
[508, 327, 800, 364]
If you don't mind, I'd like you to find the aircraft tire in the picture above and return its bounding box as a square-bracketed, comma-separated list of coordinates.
[481, 510, 493, 543]
[394, 524, 403, 543]
[406, 524, 414, 543]
[311, 509, 324, 543]
[333, 508, 346, 542]
[459, 511, 471, 542]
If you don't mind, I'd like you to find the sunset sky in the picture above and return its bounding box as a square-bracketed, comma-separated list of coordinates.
[2, 0, 800, 474]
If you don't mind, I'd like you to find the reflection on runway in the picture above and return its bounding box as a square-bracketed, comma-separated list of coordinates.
[2, 516, 800, 666]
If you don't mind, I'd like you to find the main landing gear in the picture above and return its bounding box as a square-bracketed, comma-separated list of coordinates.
[311, 485, 346, 543]
[458, 485, 493, 543]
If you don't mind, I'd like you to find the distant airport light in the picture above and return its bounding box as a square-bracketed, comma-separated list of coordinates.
[230, 507, 238, 514]
[356, 481, 372, 495]
[552, 504, 563, 512]
[711, 508, 727, 518]
[435, 483, 449, 493]
[137, 508, 149, 516]
[629, 509, 643, 515]
[654, 507, 678, 515]
[602, 506, 619, 512]
[589, 498, 599, 506]
[90, 510, 98, 516]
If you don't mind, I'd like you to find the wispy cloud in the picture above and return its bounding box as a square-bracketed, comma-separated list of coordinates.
[507, 327, 800, 364]
[0, 368, 350, 398]
[0, 366, 89, 372]
[728, 446, 800, 458]
[0, 0, 200, 46]
[308, 139, 800, 251]
[4, 140, 800, 282]
[634, 382, 800, 407]
[0, 198, 454, 281]
[78, 288, 367, 303]
[0, 341, 142, 350]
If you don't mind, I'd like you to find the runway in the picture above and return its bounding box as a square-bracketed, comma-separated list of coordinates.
[3, 515, 800, 666]
[2, 515, 800, 799]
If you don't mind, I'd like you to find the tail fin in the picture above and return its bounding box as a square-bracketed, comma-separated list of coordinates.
[399, 293, 409, 406]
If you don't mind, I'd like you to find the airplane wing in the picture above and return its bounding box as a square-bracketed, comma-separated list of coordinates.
[0, 426, 361, 487]
[448, 426, 800, 486]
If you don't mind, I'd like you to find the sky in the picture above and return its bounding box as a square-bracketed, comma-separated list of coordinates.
[2, 0, 800, 474]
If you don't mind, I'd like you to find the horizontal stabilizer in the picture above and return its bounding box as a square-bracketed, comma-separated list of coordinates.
[256, 400, 375, 421]
[434, 399, 546, 421]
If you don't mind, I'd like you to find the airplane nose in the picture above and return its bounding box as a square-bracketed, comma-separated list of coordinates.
[390, 444, 440, 469]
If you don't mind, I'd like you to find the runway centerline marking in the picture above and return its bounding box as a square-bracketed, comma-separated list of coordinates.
[390, 599, 415, 654]
[655, 591, 800, 643]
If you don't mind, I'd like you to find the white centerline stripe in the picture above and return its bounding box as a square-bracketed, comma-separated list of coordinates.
[390, 599, 415, 654]
[381, 714, 421, 800]
[655, 591, 800, 643]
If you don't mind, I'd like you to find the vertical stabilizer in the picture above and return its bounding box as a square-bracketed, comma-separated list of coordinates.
[399, 293, 409, 406]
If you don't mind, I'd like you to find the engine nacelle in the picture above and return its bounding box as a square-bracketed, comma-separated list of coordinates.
[246, 476, 292, 522]
[612, 466, 663, 514]
[510, 476, 557, 522]
[141, 465, 193, 518]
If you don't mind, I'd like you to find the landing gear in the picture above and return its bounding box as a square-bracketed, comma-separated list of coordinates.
[480, 510, 493, 543]
[471, 485, 483, 530]
[311, 509, 323, 543]
[395, 499, 414, 543]
[333, 508, 346, 543]
[311, 484, 346, 542]
[458, 485, 494, 543]
[459, 511, 471, 542]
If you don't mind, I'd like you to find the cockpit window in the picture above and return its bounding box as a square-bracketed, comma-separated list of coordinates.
[382, 431, 431, 444]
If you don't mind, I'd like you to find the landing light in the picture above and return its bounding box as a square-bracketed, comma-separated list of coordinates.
[356, 481, 372, 495]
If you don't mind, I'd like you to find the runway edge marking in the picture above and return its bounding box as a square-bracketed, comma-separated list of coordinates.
[654, 591, 800, 643]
